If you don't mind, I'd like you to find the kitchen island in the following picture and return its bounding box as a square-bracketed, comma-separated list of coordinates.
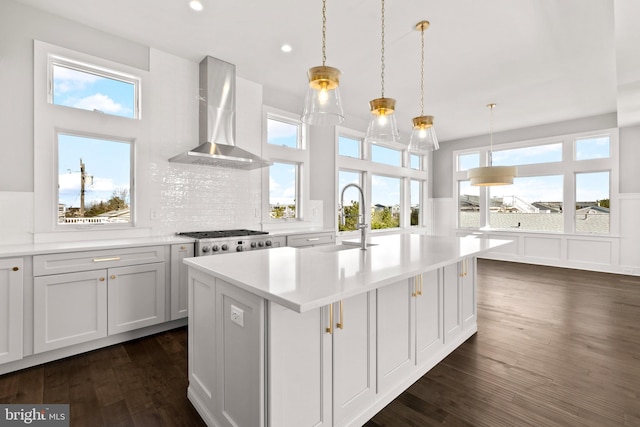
[185, 234, 510, 427]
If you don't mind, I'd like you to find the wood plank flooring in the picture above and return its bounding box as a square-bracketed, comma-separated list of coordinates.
[1, 259, 639, 426]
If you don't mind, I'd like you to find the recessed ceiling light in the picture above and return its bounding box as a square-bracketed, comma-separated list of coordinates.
[189, 0, 203, 11]
[281, 44, 293, 53]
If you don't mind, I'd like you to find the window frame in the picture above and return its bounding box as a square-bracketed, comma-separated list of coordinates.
[34, 40, 145, 236]
[48, 54, 142, 119]
[453, 129, 619, 236]
[336, 126, 429, 236]
[262, 106, 308, 223]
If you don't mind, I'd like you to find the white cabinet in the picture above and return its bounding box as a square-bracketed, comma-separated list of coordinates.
[268, 292, 376, 427]
[170, 243, 194, 320]
[286, 231, 335, 248]
[0, 258, 23, 365]
[34, 269, 108, 353]
[107, 263, 165, 335]
[377, 270, 442, 392]
[34, 246, 166, 353]
[443, 258, 477, 344]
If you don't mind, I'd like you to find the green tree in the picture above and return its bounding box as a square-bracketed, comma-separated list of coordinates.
[338, 201, 360, 231]
[371, 207, 399, 229]
[598, 198, 610, 208]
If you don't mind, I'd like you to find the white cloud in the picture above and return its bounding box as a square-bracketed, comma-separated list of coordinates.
[73, 93, 127, 114]
[54, 66, 100, 94]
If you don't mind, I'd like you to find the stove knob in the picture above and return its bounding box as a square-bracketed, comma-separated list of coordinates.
[258, 241, 264, 247]
[221, 244, 229, 251]
[212, 245, 219, 252]
[201, 245, 211, 253]
[265, 240, 272, 247]
[236, 245, 244, 252]
[250, 242, 257, 248]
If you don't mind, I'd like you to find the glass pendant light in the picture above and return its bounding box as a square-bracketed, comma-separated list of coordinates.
[365, 0, 403, 148]
[408, 20, 439, 153]
[301, 0, 345, 126]
[468, 104, 517, 186]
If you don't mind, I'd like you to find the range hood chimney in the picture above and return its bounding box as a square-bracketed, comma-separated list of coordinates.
[169, 56, 272, 169]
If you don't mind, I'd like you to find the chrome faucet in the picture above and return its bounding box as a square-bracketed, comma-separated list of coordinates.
[340, 183, 368, 250]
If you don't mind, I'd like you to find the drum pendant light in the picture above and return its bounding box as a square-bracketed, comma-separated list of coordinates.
[365, 0, 403, 148]
[408, 20, 439, 153]
[301, 0, 345, 126]
[468, 104, 517, 186]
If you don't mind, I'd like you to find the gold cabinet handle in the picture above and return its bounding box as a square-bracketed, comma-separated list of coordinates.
[93, 256, 121, 262]
[412, 282, 417, 298]
[417, 274, 423, 296]
[12, 266, 19, 271]
[181, 245, 186, 250]
[110, 275, 116, 280]
[325, 304, 333, 334]
[307, 238, 320, 242]
[99, 277, 105, 282]
[336, 300, 344, 329]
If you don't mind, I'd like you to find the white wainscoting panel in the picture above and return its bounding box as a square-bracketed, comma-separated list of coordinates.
[524, 236, 562, 260]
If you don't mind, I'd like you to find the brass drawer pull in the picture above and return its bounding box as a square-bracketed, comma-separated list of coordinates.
[337, 300, 344, 329]
[12, 266, 19, 272]
[326, 304, 333, 334]
[307, 238, 320, 242]
[99, 277, 105, 282]
[93, 257, 121, 262]
[110, 275, 116, 280]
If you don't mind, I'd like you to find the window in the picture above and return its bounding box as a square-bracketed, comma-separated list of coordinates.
[336, 129, 428, 234]
[50, 55, 140, 119]
[371, 175, 401, 230]
[268, 162, 298, 219]
[575, 136, 610, 160]
[338, 136, 361, 158]
[371, 145, 401, 167]
[267, 118, 300, 148]
[492, 142, 562, 166]
[453, 130, 617, 235]
[410, 180, 422, 226]
[263, 108, 307, 222]
[575, 171, 609, 234]
[489, 175, 564, 232]
[57, 133, 133, 225]
[459, 180, 480, 228]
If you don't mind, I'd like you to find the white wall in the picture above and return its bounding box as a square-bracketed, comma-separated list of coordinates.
[0, 0, 268, 244]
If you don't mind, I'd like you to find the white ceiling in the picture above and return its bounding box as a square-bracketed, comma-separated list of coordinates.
[13, 0, 640, 141]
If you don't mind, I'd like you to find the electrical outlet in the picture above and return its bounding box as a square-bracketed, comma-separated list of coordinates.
[230, 305, 244, 327]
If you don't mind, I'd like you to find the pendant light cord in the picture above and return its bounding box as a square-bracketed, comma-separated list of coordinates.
[420, 25, 425, 116]
[380, 0, 386, 98]
[488, 103, 495, 166]
[321, 0, 327, 66]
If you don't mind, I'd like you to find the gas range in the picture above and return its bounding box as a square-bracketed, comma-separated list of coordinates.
[177, 229, 285, 256]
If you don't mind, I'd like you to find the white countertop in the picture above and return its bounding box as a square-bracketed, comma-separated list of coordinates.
[185, 234, 511, 313]
[0, 235, 195, 257]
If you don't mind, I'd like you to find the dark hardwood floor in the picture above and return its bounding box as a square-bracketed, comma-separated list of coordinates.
[1, 259, 639, 426]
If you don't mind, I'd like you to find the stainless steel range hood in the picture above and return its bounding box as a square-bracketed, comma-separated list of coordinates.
[169, 56, 271, 169]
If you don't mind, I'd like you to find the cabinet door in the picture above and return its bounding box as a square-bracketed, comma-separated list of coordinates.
[107, 263, 165, 335]
[268, 303, 332, 427]
[461, 257, 477, 330]
[0, 258, 23, 364]
[377, 279, 415, 393]
[415, 270, 443, 365]
[333, 292, 377, 426]
[34, 269, 107, 353]
[171, 243, 194, 320]
[443, 263, 462, 343]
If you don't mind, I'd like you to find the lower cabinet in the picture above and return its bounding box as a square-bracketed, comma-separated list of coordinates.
[33, 247, 166, 354]
[268, 292, 377, 427]
[0, 258, 24, 365]
[170, 243, 194, 320]
[377, 269, 442, 393]
[443, 258, 477, 344]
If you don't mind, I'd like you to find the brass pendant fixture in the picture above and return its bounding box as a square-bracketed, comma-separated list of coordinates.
[301, 0, 345, 126]
[468, 104, 517, 186]
[365, 0, 403, 148]
[408, 20, 439, 153]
